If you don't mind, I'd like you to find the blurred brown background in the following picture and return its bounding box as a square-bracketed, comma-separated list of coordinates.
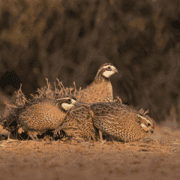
[0, 0, 180, 123]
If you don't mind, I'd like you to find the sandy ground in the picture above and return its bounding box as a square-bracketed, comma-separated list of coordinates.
[0, 125, 180, 180]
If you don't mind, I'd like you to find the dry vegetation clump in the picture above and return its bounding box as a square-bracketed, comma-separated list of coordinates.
[31, 78, 76, 100]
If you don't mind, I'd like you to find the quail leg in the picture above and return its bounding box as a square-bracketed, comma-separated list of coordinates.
[53, 124, 66, 134]
[124, 135, 127, 144]
[53, 130, 61, 137]
[71, 137, 85, 143]
[99, 130, 106, 144]
[28, 134, 36, 140]
[28, 131, 41, 141]
[6, 132, 17, 142]
[7, 132, 11, 140]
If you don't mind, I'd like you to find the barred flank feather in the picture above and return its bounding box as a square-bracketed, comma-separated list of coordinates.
[54, 103, 96, 141]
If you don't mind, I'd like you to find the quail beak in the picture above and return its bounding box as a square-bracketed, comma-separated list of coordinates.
[150, 129, 154, 134]
[114, 68, 118, 73]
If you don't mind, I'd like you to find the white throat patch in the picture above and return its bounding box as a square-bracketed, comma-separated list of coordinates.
[58, 97, 77, 111]
[137, 114, 151, 124]
[102, 70, 115, 78]
[140, 123, 149, 132]
[61, 103, 75, 110]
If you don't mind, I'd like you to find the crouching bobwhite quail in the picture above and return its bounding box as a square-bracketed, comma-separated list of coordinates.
[90, 98, 155, 143]
[1, 97, 77, 140]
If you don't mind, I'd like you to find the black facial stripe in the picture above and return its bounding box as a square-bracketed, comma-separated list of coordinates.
[57, 98, 73, 105]
[67, 99, 72, 104]
[106, 66, 112, 71]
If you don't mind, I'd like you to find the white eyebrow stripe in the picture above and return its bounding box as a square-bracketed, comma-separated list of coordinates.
[57, 97, 72, 100]
[57, 97, 76, 102]
[137, 114, 151, 124]
[101, 65, 112, 69]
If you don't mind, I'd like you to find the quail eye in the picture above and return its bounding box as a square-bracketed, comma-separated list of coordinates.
[147, 123, 151, 126]
[67, 99, 72, 104]
[107, 66, 112, 71]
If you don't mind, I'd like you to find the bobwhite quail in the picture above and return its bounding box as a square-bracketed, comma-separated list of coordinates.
[1, 96, 77, 140]
[90, 99, 155, 143]
[53, 102, 96, 141]
[74, 63, 118, 103]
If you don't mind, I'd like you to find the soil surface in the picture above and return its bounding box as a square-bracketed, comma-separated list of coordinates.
[0, 125, 180, 180]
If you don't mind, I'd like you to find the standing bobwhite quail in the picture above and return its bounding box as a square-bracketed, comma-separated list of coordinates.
[53, 102, 96, 141]
[1, 96, 77, 140]
[74, 63, 118, 103]
[90, 98, 155, 143]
